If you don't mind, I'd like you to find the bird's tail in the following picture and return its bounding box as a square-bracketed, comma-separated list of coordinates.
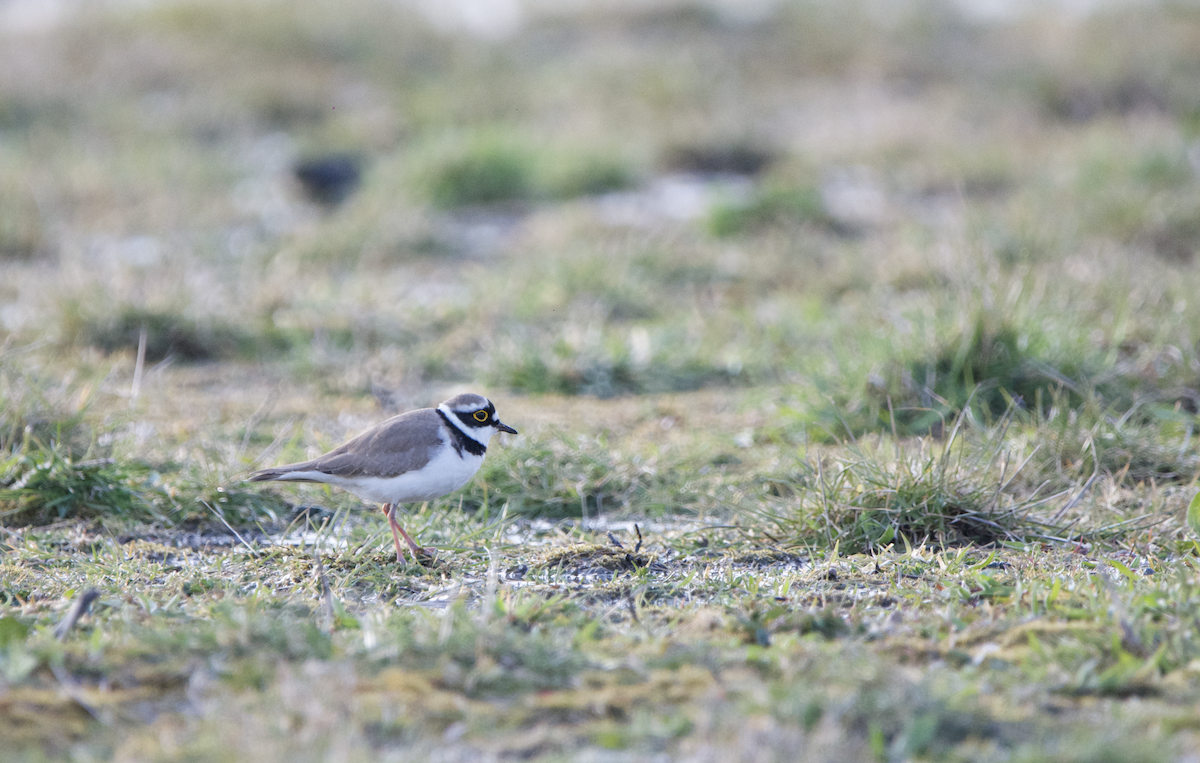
[247, 465, 311, 482]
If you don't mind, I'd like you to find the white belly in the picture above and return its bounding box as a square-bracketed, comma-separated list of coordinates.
[323, 447, 484, 505]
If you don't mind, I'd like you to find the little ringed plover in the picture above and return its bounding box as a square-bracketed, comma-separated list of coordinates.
[249, 393, 517, 562]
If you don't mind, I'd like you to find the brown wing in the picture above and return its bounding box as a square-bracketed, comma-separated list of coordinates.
[248, 408, 443, 481]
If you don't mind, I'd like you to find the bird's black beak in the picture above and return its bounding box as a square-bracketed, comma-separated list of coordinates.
[497, 421, 518, 435]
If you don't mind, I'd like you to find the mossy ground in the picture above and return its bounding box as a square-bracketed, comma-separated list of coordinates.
[5, 0, 1200, 760]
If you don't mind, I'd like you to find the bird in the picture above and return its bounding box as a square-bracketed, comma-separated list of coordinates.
[248, 393, 517, 562]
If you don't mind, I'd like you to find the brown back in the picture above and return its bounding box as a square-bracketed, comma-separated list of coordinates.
[249, 407, 444, 480]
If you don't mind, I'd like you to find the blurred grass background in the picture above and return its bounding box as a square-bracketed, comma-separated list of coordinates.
[2, 0, 1200, 525]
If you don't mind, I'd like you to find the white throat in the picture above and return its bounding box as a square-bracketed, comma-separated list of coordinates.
[438, 403, 494, 446]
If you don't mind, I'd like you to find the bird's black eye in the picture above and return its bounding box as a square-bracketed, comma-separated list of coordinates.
[473, 410, 489, 422]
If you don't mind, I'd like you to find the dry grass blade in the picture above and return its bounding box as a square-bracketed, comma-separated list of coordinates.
[53, 588, 100, 641]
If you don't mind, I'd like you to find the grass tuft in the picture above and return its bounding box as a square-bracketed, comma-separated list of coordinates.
[461, 432, 690, 518]
[0, 364, 93, 456]
[805, 307, 1117, 438]
[761, 421, 1055, 554]
[1020, 396, 1200, 490]
[541, 153, 637, 198]
[416, 135, 637, 209]
[491, 352, 739, 398]
[0, 444, 158, 526]
[59, 302, 295, 362]
[707, 184, 833, 238]
[419, 135, 537, 208]
[0, 185, 44, 260]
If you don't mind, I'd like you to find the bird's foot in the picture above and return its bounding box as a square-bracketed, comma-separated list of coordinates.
[392, 544, 436, 566]
[395, 527, 433, 563]
[408, 545, 436, 564]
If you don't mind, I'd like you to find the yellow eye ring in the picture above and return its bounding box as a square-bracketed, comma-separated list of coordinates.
[473, 410, 489, 422]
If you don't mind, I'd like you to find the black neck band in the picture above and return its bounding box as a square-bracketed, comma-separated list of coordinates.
[438, 409, 487, 457]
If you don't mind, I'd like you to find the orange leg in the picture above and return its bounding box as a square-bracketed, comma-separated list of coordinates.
[382, 503, 430, 562]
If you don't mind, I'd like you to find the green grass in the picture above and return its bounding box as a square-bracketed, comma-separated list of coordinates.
[708, 184, 833, 238]
[0, 445, 157, 525]
[757, 421, 1056, 554]
[419, 134, 538, 208]
[5, 518, 1200, 760]
[6, 0, 1200, 759]
[58, 301, 296, 362]
[0, 185, 43, 260]
[414, 133, 637, 208]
